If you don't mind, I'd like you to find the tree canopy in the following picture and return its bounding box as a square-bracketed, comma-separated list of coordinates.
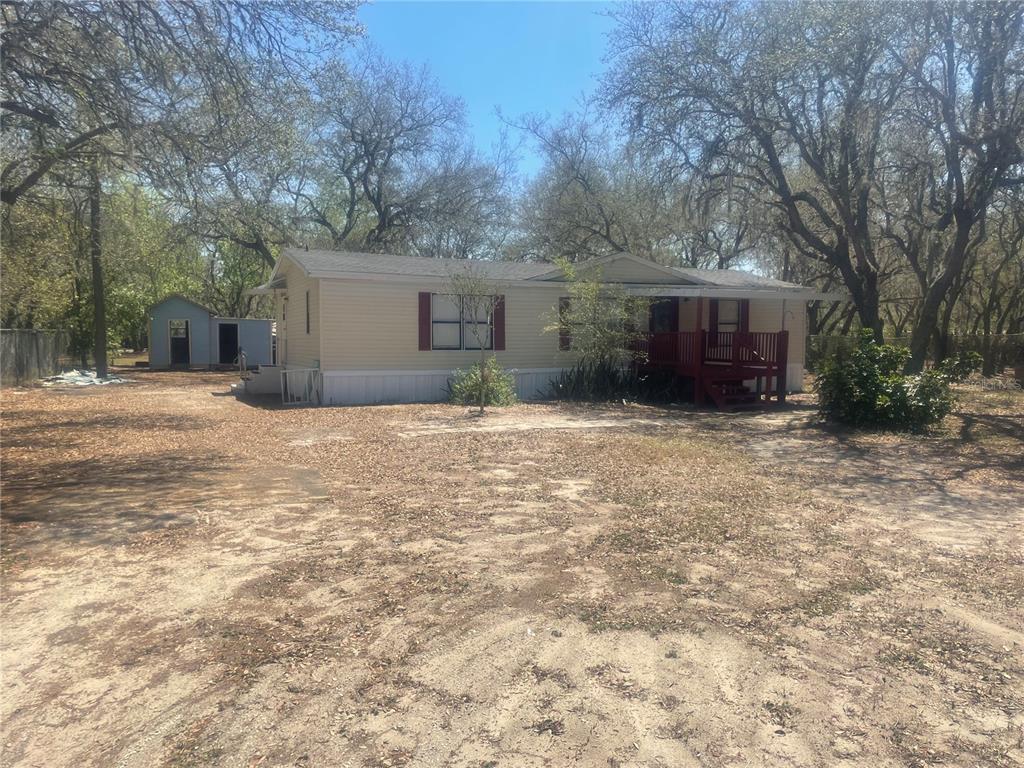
[1, 0, 1021, 374]
[604, 0, 1023, 370]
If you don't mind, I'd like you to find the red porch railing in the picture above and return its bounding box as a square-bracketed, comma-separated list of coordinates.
[704, 331, 782, 365]
[638, 330, 787, 368]
[636, 329, 789, 407]
[634, 330, 699, 368]
[637, 330, 788, 382]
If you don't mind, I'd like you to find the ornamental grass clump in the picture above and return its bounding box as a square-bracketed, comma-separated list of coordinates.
[816, 330, 955, 431]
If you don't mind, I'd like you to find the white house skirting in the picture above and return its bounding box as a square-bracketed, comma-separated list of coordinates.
[787, 363, 805, 393]
[318, 364, 800, 405]
[742, 364, 805, 394]
[320, 368, 566, 406]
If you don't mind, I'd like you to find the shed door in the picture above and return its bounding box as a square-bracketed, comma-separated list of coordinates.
[218, 322, 239, 364]
[169, 320, 190, 366]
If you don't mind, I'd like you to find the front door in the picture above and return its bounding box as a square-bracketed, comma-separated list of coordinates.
[218, 322, 239, 364]
[169, 320, 190, 366]
[649, 297, 679, 333]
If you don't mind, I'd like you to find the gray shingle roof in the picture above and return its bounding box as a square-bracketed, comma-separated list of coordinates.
[671, 267, 800, 289]
[281, 248, 806, 290]
[284, 249, 553, 280]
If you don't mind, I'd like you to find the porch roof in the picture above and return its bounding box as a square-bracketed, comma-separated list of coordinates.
[248, 276, 287, 295]
[624, 285, 846, 301]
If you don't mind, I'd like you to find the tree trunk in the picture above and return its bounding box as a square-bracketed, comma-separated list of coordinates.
[934, 291, 960, 364]
[806, 302, 817, 336]
[89, 163, 108, 379]
[908, 294, 943, 374]
[478, 349, 486, 415]
[981, 310, 995, 377]
[936, 263, 973, 363]
[832, 239, 884, 342]
[906, 209, 978, 372]
[856, 272, 884, 343]
[980, 248, 1017, 376]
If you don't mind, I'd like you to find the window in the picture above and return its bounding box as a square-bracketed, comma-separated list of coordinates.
[463, 297, 493, 350]
[305, 290, 310, 334]
[716, 300, 740, 332]
[169, 319, 188, 338]
[430, 293, 494, 351]
[558, 297, 572, 350]
[431, 293, 463, 349]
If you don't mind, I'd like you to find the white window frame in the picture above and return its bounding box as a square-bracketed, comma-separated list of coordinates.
[717, 299, 740, 333]
[430, 293, 494, 351]
[431, 293, 463, 350]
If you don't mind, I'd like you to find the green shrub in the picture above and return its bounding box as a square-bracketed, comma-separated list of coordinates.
[446, 357, 517, 407]
[936, 350, 982, 383]
[816, 330, 955, 431]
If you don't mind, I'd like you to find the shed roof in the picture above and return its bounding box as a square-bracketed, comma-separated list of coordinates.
[149, 294, 215, 315]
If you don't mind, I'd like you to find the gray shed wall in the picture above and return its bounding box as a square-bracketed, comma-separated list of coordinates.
[149, 297, 213, 367]
[213, 318, 274, 366]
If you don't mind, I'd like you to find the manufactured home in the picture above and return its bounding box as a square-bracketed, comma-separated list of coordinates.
[247, 249, 832, 407]
[148, 295, 274, 369]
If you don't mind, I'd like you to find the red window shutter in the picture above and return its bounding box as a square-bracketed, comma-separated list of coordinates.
[418, 292, 432, 351]
[493, 295, 506, 351]
[558, 297, 572, 351]
[739, 299, 750, 333]
[709, 299, 719, 335]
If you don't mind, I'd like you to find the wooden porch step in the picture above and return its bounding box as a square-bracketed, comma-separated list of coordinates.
[705, 380, 768, 411]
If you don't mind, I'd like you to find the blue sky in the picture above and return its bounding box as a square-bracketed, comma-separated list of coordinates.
[358, 1, 617, 178]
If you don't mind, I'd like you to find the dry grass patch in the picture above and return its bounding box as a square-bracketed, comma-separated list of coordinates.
[1, 376, 1022, 767]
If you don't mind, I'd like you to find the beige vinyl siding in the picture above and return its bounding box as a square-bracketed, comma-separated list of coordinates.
[315, 281, 808, 372]
[318, 279, 574, 371]
[277, 257, 321, 368]
[747, 298, 805, 367]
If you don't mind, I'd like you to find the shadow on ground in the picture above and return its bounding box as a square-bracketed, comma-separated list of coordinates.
[1, 450, 236, 553]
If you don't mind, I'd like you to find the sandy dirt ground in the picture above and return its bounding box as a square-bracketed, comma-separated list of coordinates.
[1, 371, 1022, 768]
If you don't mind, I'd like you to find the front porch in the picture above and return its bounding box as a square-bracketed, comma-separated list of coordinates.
[633, 296, 790, 410]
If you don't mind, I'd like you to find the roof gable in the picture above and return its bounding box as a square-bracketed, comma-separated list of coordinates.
[532, 253, 699, 285]
[149, 294, 215, 315]
[674, 268, 801, 290]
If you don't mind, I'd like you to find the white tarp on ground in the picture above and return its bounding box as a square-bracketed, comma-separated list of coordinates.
[41, 369, 132, 387]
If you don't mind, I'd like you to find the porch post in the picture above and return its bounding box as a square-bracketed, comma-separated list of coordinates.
[777, 330, 789, 404]
[694, 297, 705, 405]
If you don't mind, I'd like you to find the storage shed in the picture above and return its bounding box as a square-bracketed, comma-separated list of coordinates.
[148, 295, 274, 369]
